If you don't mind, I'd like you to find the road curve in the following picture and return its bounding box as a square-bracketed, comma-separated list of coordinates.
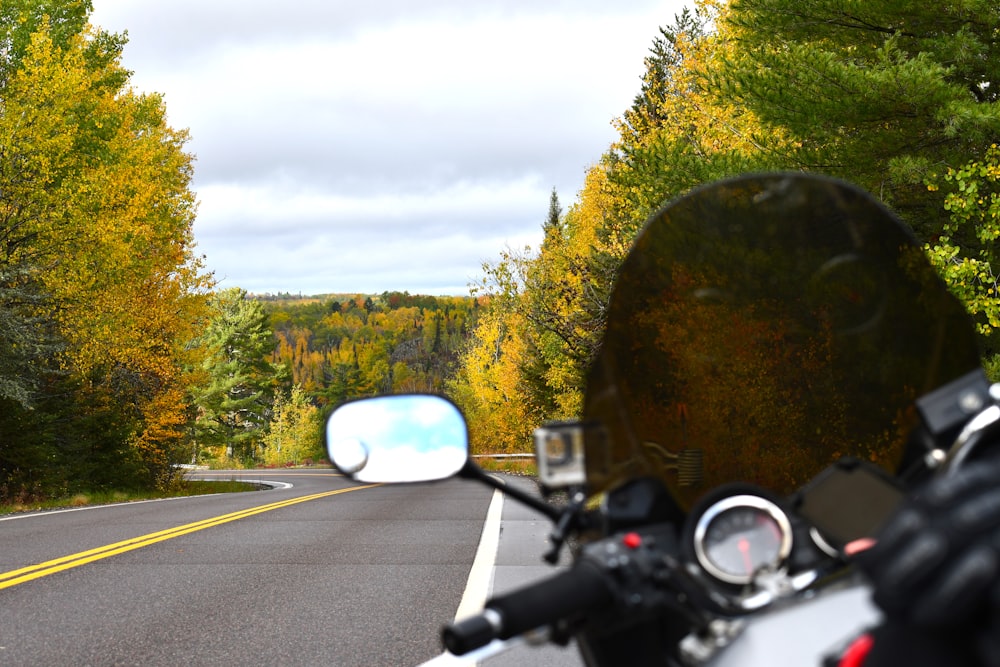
[0, 469, 494, 666]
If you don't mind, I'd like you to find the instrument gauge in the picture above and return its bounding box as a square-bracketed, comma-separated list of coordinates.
[693, 494, 793, 585]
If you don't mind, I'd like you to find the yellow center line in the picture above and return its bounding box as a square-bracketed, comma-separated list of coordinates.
[0, 483, 380, 591]
[188, 472, 343, 477]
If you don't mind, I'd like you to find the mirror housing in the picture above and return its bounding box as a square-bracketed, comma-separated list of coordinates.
[325, 394, 469, 483]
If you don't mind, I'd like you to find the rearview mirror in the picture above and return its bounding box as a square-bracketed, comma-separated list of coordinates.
[325, 394, 469, 483]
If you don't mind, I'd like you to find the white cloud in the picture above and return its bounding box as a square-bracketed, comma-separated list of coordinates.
[89, 1, 691, 295]
[196, 176, 547, 234]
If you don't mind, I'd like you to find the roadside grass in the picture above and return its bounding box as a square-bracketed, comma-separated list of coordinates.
[0, 479, 260, 516]
[1, 459, 535, 515]
[475, 456, 537, 476]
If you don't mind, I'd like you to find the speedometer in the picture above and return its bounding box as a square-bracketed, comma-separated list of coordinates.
[692, 494, 793, 585]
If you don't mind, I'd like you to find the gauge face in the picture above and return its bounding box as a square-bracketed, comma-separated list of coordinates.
[693, 495, 793, 585]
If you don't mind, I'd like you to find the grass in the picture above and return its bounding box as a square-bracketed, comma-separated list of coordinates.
[0, 479, 260, 516]
[0, 459, 536, 515]
[475, 456, 538, 477]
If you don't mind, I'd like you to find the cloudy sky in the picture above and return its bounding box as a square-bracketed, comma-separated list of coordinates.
[88, 1, 688, 296]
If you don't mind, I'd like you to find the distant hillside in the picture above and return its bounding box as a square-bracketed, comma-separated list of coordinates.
[259, 290, 484, 405]
[250, 292, 366, 305]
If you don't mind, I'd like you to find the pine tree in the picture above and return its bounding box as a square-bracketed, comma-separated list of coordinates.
[720, 0, 1000, 236]
[191, 288, 282, 463]
[543, 187, 563, 244]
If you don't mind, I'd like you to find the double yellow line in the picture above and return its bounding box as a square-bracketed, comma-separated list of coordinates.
[0, 484, 379, 591]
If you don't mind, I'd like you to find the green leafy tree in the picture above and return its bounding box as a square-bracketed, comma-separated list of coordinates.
[192, 288, 282, 463]
[925, 147, 1000, 378]
[925, 147, 1000, 337]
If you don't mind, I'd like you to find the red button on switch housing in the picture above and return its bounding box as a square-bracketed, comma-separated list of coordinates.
[622, 532, 642, 549]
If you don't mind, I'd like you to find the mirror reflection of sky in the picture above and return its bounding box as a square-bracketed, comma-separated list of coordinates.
[327, 395, 468, 483]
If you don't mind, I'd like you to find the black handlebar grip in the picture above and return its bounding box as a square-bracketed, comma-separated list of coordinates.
[441, 564, 614, 656]
[487, 563, 614, 640]
[442, 611, 501, 656]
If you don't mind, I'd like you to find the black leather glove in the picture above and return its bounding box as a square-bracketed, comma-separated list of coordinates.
[855, 456, 1000, 665]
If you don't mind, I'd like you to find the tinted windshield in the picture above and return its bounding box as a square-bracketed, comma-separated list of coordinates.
[583, 174, 982, 510]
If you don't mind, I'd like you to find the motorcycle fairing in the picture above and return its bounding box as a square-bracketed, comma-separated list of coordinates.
[583, 173, 982, 511]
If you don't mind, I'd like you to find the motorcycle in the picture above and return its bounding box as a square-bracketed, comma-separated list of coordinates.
[324, 173, 999, 666]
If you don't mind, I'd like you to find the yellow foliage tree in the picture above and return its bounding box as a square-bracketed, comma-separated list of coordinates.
[262, 385, 322, 466]
[449, 302, 539, 454]
[0, 22, 211, 492]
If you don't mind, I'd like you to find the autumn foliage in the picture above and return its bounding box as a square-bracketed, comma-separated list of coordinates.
[453, 0, 1000, 458]
[0, 6, 211, 500]
[3, 0, 999, 502]
[267, 292, 478, 403]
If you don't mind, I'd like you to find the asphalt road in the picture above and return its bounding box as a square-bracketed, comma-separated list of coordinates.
[0, 470, 498, 667]
[481, 476, 581, 667]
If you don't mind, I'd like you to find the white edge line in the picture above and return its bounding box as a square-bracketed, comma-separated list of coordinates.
[194, 477, 295, 491]
[455, 487, 504, 620]
[0, 480, 294, 522]
[417, 487, 505, 667]
[417, 638, 521, 667]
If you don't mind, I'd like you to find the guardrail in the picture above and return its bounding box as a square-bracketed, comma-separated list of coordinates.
[472, 454, 535, 459]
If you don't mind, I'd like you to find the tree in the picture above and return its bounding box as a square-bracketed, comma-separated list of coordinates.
[715, 0, 999, 375]
[924, 147, 1000, 379]
[452, 7, 773, 444]
[451, 0, 1000, 452]
[607, 2, 787, 229]
[449, 300, 539, 454]
[263, 293, 479, 410]
[0, 268, 61, 408]
[617, 7, 711, 148]
[453, 182, 614, 446]
[0, 12, 210, 498]
[0, 0, 94, 86]
[543, 187, 563, 242]
[261, 385, 322, 466]
[191, 288, 282, 463]
[925, 147, 1000, 338]
[719, 0, 1000, 237]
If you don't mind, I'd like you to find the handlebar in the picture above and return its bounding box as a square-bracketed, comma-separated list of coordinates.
[442, 563, 614, 655]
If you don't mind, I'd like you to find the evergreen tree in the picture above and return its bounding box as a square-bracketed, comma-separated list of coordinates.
[720, 0, 1000, 237]
[543, 187, 563, 243]
[717, 0, 999, 370]
[191, 288, 282, 463]
[618, 6, 710, 148]
[0, 267, 61, 408]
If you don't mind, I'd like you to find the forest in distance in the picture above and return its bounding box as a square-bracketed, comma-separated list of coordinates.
[262, 291, 480, 408]
[2, 0, 999, 505]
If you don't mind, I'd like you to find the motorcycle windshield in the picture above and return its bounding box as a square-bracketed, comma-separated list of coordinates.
[583, 174, 982, 510]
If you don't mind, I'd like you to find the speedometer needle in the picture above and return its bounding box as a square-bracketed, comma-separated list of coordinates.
[738, 537, 753, 573]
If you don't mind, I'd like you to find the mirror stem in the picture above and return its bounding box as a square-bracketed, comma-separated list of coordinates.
[458, 460, 562, 522]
